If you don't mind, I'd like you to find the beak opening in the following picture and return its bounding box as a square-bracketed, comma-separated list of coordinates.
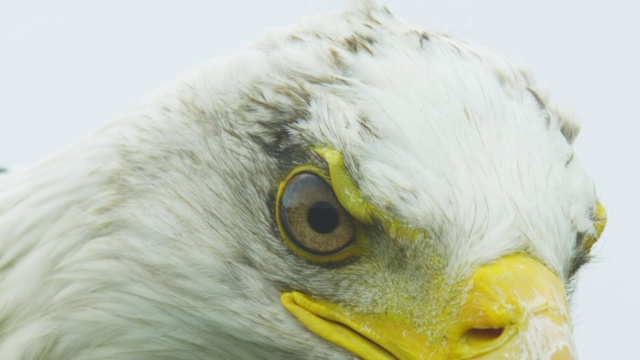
[281, 291, 397, 360]
[282, 255, 577, 360]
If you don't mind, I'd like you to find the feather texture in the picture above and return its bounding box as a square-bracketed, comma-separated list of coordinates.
[0, 2, 598, 358]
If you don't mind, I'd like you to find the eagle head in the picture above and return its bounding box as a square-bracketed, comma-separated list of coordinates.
[0, 1, 606, 359]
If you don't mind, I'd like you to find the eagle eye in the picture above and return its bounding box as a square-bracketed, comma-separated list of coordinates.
[279, 172, 355, 256]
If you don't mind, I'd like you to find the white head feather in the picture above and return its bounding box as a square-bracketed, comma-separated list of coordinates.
[0, 2, 598, 358]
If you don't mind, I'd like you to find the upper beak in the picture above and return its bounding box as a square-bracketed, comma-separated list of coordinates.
[282, 254, 576, 359]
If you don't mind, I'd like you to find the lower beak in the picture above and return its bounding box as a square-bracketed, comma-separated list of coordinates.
[282, 254, 576, 359]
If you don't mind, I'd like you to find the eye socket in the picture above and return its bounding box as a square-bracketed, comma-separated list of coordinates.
[279, 172, 355, 255]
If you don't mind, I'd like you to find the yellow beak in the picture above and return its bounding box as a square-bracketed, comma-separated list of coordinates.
[282, 254, 575, 359]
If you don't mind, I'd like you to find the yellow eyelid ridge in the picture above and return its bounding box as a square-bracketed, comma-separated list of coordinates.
[584, 202, 607, 252]
[275, 163, 363, 263]
[276, 146, 431, 263]
[594, 202, 607, 238]
[312, 146, 430, 242]
[312, 147, 374, 224]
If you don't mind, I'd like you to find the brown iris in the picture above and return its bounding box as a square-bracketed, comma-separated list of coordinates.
[280, 173, 355, 255]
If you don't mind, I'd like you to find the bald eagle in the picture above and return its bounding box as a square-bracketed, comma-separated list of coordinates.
[0, 2, 606, 359]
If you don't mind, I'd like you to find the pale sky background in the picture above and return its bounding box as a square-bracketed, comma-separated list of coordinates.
[0, 1, 637, 358]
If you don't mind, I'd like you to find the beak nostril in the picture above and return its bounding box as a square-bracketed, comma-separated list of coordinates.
[461, 327, 505, 346]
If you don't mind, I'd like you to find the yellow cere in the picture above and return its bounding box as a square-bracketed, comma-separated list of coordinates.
[282, 255, 575, 359]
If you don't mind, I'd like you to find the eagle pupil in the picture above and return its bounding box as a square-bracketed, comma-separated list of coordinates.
[307, 201, 339, 234]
